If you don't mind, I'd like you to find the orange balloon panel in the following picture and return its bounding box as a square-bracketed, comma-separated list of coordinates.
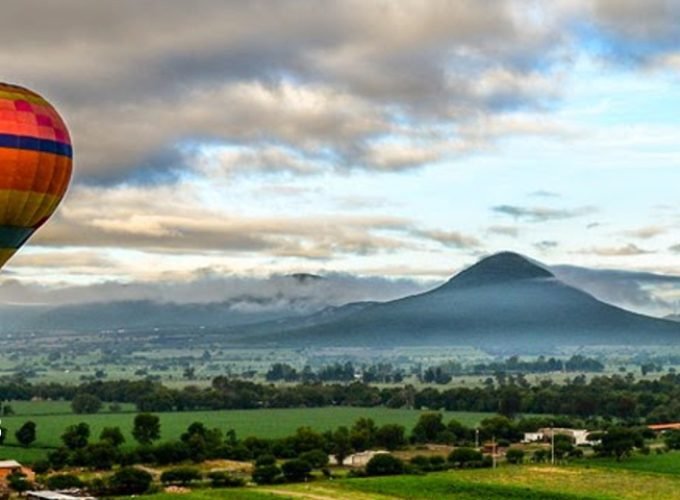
[0, 82, 72, 269]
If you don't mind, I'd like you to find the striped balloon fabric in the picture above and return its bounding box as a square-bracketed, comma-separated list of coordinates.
[0, 82, 72, 269]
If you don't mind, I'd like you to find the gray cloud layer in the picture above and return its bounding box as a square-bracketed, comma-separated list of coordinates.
[2, 0, 677, 184]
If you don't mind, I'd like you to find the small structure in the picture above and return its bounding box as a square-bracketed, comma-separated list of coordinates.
[525, 428, 596, 446]
[328, 450, 389, 467]
[0, 460, 34, 482]
[522, 432, 543, 443]
[26, 492, 92, 500]
[0, 460, 22, 480]
[648, 423, 680, 432]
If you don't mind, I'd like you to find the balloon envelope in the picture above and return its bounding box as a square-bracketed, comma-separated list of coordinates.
[0, 82, 72, 269]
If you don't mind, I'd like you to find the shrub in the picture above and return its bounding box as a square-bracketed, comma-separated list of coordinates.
[160, 466, 202, 486]
[429, 455, 447, 471]
[108, 467, 153, 496]
[255, 454, 277, 467]
[46, 474, 84, 490]
[506, 448, 525, 464]
[365, 454, 404, 476]
[281, 459, 312, 482]
[7, 472, 30, 492]
[252, 464, 282, 485]
[32, 460, 50, 474]
[447, 447, 483, 468]
[409, 455, 431, 471]
[207, 471, 246, 488]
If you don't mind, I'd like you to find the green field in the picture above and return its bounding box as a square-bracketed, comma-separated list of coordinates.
[0, 403, 491, 461]
[144, 463, 680, 500]
[578, 450, 680, 476]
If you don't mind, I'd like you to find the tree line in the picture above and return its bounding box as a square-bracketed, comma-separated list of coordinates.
[2, 372, 680, 421]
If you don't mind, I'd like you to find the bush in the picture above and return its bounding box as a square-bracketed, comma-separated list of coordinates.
[429, 455, 447, 471]
[447, 447, 483, 468]
[108, 467, 153, 496]
[281, 459, 312, 482]
[365, 454, 404, 476]
[506, 447, 525, 464]
[207, 471, 246, 488]
[299, 449, 329, 469]
[255, 454, 277, 467]
[71, 393, 103, 414]
[46, 474, 84, 490]
[664, 430, 680, 450]
[160, 466, 202, 485]
[252, 464, 282, 485]
[409, 455, 431, 471]
[7, 472, 30, 492]
[32, 460, 50, 474]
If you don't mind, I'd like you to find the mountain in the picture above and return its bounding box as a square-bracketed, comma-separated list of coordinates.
[247, 252, 680, 348]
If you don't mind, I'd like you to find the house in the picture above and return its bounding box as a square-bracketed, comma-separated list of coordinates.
[328, 450, 389, 467]
[0, 460, 34, 483]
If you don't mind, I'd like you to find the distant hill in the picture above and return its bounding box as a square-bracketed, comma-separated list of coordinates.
[247, 252, 680, 348]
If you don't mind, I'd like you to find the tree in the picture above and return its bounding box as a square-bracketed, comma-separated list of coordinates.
[411, 412, 446, 443]
[61, 423, 90, 450]
[299, 449, 329, 469]
[132, 413, 160, 445]
[365, 454, 404, 476]
[375, 424, 407, 451]
[71, 393, 103, 414]
[100, 426, 125, 447]
[281, 459, 312, 482]
[330, 426, 353, 465]
[108, 467, 153, 495]
[350, 417, 378, 450]
[597, 427, 642, 461]
[15, 421, 36, 447]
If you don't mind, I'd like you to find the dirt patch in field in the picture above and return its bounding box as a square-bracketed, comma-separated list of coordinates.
[202, 459, 253, 473]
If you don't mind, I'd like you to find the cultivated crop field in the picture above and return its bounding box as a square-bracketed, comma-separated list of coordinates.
[0, 402, 491, 460]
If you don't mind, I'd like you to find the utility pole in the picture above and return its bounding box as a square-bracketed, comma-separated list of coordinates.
[492, 435, 497, 469]
[475, 428, 479, 448]
[551, 426, 555, 465]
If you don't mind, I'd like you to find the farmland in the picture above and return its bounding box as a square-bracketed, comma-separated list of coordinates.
[0, 402, 492, 460]
[148, 462, 680, 499]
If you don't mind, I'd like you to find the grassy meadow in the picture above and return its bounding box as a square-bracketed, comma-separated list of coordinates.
[145, 461, 680, 500]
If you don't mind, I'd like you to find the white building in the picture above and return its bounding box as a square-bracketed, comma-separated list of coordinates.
[328, 450, 389, 467]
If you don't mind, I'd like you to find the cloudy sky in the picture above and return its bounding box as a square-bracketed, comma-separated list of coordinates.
[1, 0, 680, 314]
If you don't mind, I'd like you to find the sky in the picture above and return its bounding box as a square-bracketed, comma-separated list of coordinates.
[1, 0, 680, 315]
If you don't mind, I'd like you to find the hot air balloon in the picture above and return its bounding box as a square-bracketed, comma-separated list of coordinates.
[0, 82, 72, 269]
